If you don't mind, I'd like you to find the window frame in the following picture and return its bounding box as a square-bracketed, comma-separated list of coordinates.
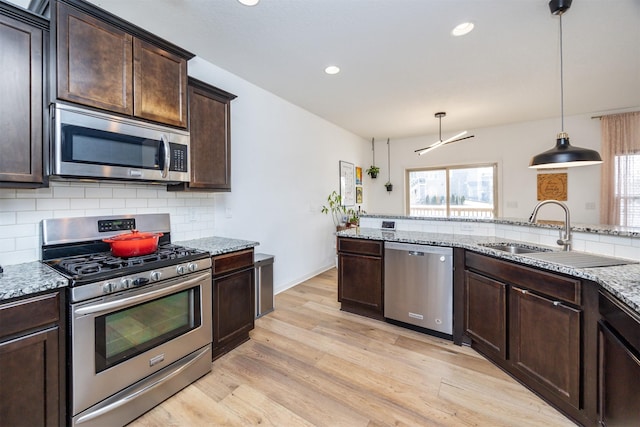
[404, 162, 499, 218]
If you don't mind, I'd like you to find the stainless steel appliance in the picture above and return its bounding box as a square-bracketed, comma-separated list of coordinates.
[41, 214, 212, 427]
[384, 242, 453, 338]
[52, 103, 190, 183]
[254, 253, 274, 318]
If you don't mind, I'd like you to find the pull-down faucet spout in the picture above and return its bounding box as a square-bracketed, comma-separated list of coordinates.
[529, 200, 572, 251]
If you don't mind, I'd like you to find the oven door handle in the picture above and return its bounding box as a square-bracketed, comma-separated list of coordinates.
[75, 272, 210, 316]
[74, 344, 211, 425]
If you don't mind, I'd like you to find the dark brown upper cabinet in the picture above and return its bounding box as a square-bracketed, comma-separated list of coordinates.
[0, 2, 47, 187]
[54, 0, 192, 128]
[168, 78, 237, 192]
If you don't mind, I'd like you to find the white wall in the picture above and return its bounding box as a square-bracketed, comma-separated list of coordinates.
[188, 57, 369, 292]
[367, 113, 602, 224]
[0, 56, 370, 297]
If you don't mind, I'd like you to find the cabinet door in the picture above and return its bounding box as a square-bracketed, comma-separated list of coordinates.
[464, 271, 507, 360]
[598, 321, 640, 426]
[510, 287, 581, 409]
[56, 1, 133, 114]
[133, 38, 187, 128]
[187, 83, 232, 190]
[213, 267, 255, 353]
[338, 252, 383, 317]
[0, 11, 43, 185]
[0, 327, 59, 427]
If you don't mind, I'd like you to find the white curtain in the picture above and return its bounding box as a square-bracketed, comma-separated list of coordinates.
[600, 112, 640, 226]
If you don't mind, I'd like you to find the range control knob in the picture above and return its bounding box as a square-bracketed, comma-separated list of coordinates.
[103, 282, 115, 293]
[176, 265, 187, 275]
[187, 262, 198, 272]
[150, 271, 162, 282]
[121, 278, 133, 289]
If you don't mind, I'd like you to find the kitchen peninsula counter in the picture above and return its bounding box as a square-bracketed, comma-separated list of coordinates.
[336, 227, 640, 317]
[175, 236, 259, 255]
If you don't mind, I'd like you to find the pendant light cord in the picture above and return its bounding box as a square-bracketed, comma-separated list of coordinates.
[559, 13, 564, 133]
[387, 138, 390, 182]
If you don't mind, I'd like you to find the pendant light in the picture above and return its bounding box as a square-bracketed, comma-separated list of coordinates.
[529, 0, 602, 169]
[415, 112, 474, 156]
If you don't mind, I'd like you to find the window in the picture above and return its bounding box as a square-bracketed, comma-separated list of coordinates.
[614, 153, 640, 226]
[600, 112, 640, 227]
[406, 164, 497, 218]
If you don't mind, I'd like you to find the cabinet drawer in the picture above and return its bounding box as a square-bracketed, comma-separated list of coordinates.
[0, 292, 60, 340]
[338, 238, 383, 257]
[466, 251, 581, 305]
[600, 291, 640, 353]
[213, 249, 254, 276]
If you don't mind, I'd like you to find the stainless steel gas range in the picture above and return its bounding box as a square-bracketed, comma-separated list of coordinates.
[41, 214, 212, 427]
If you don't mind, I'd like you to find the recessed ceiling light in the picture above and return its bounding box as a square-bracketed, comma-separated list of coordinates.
[452, 22, 474, 37]
[238, 0, 259, 6]
[325, 65, 340, 75]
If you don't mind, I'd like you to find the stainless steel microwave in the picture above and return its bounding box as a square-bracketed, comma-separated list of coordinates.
[52, 103, 190, 183]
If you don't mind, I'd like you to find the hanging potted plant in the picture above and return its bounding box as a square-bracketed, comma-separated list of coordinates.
[385, 181, 393, 192]
[321, 191, 348, 230]
[366, 165, 380, 179]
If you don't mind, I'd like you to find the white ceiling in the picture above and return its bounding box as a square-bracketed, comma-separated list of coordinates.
[65, 1, 640, 138]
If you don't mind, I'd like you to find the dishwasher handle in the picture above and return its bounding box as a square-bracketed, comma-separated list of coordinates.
[408, 251, 425, 256]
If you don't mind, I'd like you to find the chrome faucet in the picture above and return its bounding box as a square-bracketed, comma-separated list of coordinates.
[529, 200, 572, 251]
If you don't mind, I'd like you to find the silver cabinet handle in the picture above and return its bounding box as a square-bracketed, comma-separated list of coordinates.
[553, 301, 561, 306]
[408, 251, 424, 256]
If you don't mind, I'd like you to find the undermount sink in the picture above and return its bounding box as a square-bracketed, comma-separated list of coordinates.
[479, 243, 553, 255]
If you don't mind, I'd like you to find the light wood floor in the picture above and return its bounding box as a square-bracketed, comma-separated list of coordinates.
[128, 268, 575, 426]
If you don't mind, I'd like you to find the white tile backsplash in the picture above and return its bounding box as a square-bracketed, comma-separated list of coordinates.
[0, 181, 217, 266]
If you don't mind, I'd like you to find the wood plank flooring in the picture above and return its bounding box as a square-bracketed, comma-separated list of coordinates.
[128, 268, 575, 426]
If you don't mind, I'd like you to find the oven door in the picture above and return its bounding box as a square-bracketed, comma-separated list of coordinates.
[70, 270, 212, 416]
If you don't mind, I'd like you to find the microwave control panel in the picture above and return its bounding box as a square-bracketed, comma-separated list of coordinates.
[170, 144, 188, 172]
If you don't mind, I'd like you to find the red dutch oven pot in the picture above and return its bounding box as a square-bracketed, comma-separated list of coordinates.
[102, 230, 164, 257]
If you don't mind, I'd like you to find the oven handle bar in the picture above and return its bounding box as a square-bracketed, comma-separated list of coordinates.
[74, 344, 211, 425]
[74, 272, 210, 316]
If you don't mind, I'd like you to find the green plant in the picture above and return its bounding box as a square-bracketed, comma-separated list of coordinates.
[321, 191, 347, 226]
[366, 165, 380, 178]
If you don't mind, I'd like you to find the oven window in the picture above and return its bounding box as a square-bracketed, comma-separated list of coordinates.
[94, 287, 201, 372]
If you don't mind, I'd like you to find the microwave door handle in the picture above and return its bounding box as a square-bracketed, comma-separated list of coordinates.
[160, 134, 171, 178]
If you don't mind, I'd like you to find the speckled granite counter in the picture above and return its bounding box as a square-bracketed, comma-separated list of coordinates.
[337, 227, 640, 317]
[0, 236, 259, 303]
[175, 236, 260, 256]
[0, 262, 68, 302]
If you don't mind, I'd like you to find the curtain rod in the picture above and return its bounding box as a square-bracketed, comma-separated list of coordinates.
[591, 110, 640, 119]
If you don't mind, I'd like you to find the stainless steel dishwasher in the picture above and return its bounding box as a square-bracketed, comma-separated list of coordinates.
[384, 242, 453, 337]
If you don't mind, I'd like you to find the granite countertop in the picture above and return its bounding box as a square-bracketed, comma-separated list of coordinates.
[337, 227, 640, 317]
[175, 236, 260, 256]
[0, 262, 69, 302]
[0, 236, 260, 303]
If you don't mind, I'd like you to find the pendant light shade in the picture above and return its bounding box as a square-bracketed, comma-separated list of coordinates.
[529, 132, 603, 169]
[529, 0, 602, 169]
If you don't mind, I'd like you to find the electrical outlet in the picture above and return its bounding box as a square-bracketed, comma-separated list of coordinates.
[225, 208, 233, 218]
[585, 202, 596, 210]
[506, 201, 518, 209]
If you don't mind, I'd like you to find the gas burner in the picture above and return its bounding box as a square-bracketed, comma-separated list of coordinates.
[47, 243, 208, 285]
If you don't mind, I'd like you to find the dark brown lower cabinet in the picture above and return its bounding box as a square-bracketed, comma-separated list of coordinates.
[0, 291, 65, 427]
[598, 292, 640, 427]
[464, 270, 507, 360]
[212, 249, 255, 360]
[464, 251, 597, 426]
[337, 238, 383, 320]
[510, 286, 581, 410]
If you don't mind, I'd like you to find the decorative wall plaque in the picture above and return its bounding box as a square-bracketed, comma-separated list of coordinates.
[537, 173, 567, 201]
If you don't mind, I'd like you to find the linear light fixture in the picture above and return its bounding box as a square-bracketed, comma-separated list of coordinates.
[415, 112, 474, 156]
